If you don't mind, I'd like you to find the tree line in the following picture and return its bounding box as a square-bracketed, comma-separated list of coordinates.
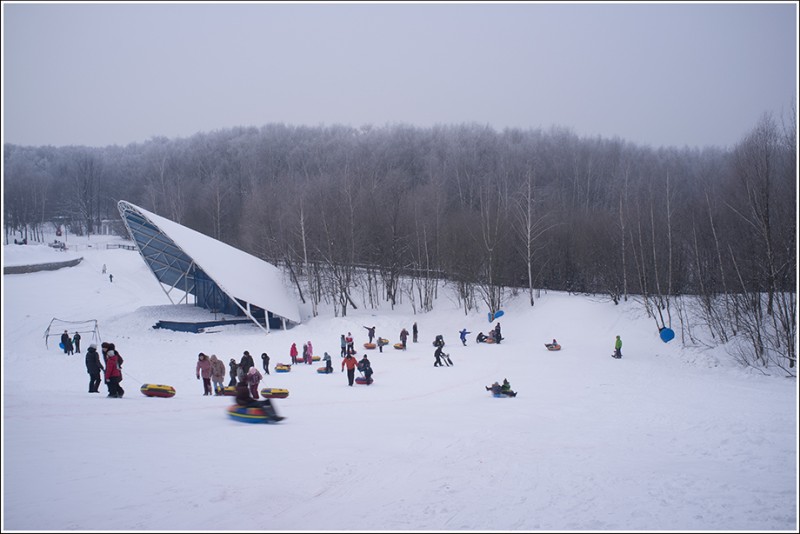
[3, 113, 796, 374]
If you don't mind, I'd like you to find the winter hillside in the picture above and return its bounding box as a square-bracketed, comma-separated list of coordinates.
[2, 233, 797, 532]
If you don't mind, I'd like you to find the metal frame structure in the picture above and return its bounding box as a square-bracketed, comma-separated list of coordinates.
[117, 201, 297, 334]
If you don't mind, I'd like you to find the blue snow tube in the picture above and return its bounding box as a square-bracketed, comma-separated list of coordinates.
[659, 328, 675, 343]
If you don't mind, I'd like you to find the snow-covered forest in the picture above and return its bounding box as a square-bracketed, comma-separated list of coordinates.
[3, 112, 797, 374]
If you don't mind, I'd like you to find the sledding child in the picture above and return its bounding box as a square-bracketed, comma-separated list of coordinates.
[358, 355, 373, 385]
[501, 379, 517, 397]
[235, 380, 284, 421]
[323, 352, 333, 373]
[476, 332, 487, 343]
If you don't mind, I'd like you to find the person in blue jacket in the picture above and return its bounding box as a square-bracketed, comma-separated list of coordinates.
[459, 328, 471, 346]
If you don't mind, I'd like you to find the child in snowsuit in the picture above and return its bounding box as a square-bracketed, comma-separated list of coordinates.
[323, 352, 333, 373]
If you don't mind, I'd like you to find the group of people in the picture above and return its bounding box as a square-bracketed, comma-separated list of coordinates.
[60, 330, 82, 355]
[486, 379, 517, 397]
[191, 350, 274, 396]
[475, 322, 503, 344]
[290, 341, 315, 365]
[84, 341, 124, 398]
[341, 353, 373, 386]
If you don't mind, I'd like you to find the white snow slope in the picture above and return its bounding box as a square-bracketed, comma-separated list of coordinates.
[2, 235, 797, 532]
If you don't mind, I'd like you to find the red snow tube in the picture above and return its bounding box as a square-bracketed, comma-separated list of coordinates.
[355, 376, 374, 385]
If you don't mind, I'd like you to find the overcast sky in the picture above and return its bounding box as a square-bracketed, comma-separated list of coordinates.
[2, 2, 796, 149]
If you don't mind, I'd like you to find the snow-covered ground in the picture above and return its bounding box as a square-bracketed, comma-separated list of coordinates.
[2, 234, 797, 531]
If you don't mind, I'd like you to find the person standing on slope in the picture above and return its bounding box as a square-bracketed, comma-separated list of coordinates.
[342, 353, 358, 386]
[613, 335, 623, 359]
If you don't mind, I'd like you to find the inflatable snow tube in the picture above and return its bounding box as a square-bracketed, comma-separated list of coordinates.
[221, 386, 237, 396]
[545, 344, 561, 351]
[226, 405, 276, 424]
[659, 327, 675, 343]
[393, 343, 405, 350]
[363, 342, 377, 350]
[140, 384, 176, 398]
[260, 388, 289, 399]
[275, 364, 291, 373]
[317, 366, 333, 374]
[355, 376, 374, 385]
[483, 338, 496, 344]
[312, 355, 321, 362]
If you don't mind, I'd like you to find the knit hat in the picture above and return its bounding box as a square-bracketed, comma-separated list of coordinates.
[89, 344, 97, 350]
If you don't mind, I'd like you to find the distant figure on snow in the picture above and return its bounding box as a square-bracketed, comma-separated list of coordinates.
[235, 380, 284, 421]
[228, 358, 239, 386]
[358, 354, 373, 385]
[342, 353, 358, 386]
[459, 328, 471, 346]
[412, 322, 418, 343]
[613, 335, 622, 359]
[261, 352, 270, 374]
[72, 331, 82, 353]
[210, 355, 226, 395]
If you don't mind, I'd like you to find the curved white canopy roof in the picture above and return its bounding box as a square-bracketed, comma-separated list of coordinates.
[118, 201, 300, 326]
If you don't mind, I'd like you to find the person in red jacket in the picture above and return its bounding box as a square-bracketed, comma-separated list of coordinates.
[341, 353, 358, 386]
[104, 347, 125, 398]
[290, 343, 299, 365]
[196, 353, 212, 396]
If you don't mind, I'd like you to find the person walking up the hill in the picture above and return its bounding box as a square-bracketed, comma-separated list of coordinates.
[399, 328, 409, 350]
[210, 355, 226, 395]
[196, 353, 212, 396]
[342, 353, 358, 386]
[261, 352, 270, 374]
[613, 335, 623, 359]
[434, 345, 446, 367]
[85, 343, 104, 393]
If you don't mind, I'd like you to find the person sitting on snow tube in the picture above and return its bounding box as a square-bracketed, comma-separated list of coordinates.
[235, 381, 284, 421]
[500, 379, 517, 397]
[485, 381, 502, 395]
[476, 332, 488, 343]
[358, 355, 373, 384]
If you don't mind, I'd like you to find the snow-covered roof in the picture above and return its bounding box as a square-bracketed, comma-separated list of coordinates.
[117, 200, 300, 326]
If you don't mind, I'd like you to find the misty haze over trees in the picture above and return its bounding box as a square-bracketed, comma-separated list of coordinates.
[3, 113, 796, 375]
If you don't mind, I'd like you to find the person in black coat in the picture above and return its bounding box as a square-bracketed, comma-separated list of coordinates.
[494, 323, 502, 344]
[72, 332, 82, 353]
[60, 330, 71, 355]
[261, 352, 270, 374]
[85, 344, 104, 393]
[228, 358, 238, 386]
